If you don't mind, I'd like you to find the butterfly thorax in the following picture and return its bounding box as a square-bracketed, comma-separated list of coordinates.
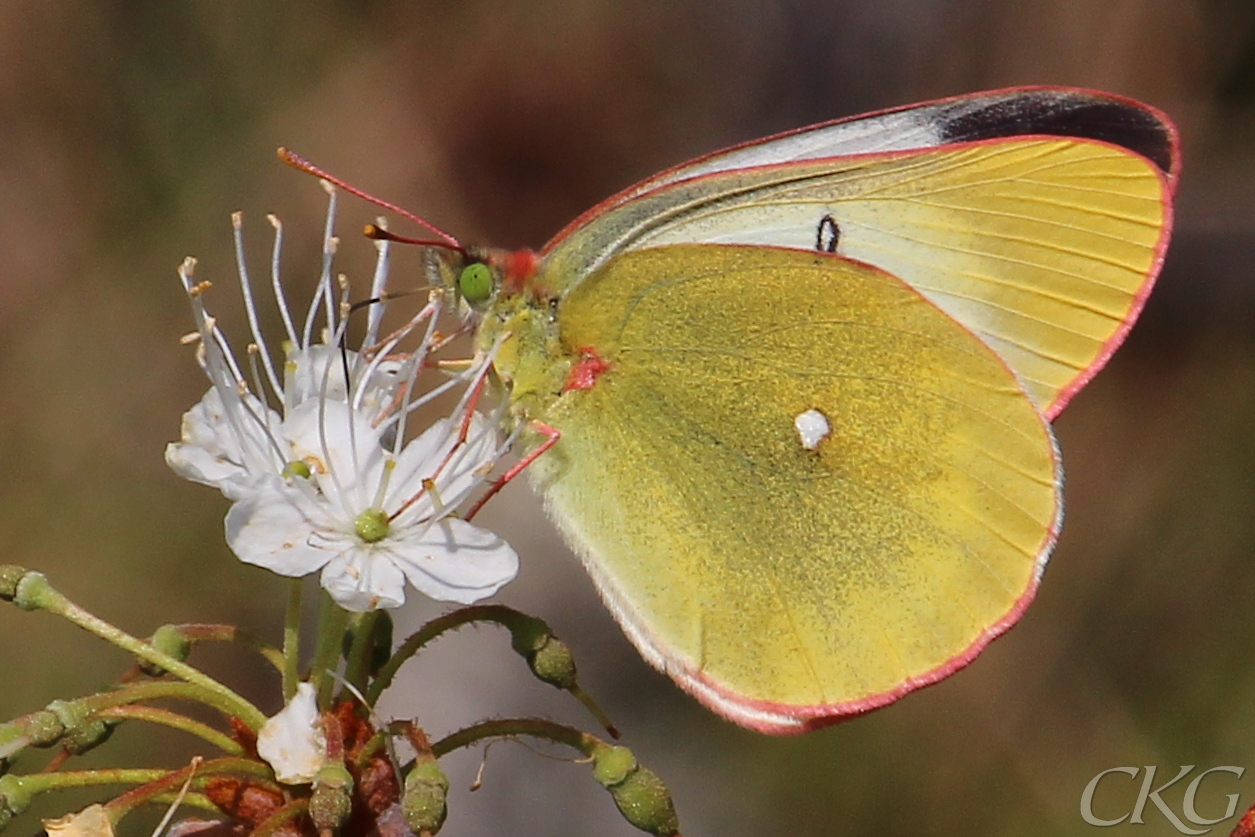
[463, 249, 575, 432]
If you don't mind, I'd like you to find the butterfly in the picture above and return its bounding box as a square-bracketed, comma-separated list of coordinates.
[320, 86, 1179, 733]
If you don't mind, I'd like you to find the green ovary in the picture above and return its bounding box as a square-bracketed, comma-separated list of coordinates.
[355, 509, 390, 543]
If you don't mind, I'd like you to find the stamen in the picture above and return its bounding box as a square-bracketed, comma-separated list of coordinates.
[267, 214, 299, 346]
[363, 220, 391, 351]
[389, 347, 485, 425]
[364, 299, 443, 435]
[371, 457, 396, 511]
[317, 183, 340, 342]
[234, 388, 288, 470]
[353, 301, 436, 419]
[436, 359, 506, 490]
[245, 346, 271, 413]
[422, 478, 446, 517]
[233, 212, 284, 401]
[201, 317, 250, 396]
[301, 186, 338, 349]
[310, 350, 359, 519]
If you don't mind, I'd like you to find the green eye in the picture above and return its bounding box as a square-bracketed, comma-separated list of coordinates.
[458, 263, 492, 303]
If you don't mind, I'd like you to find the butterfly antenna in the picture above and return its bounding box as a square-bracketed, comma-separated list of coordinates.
[363, 223, 455, 248]
[277, 147, 466, 254]
[349, 285, 436, 314]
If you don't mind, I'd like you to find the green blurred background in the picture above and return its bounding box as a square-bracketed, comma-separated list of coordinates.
[0, 1, 1253, 835]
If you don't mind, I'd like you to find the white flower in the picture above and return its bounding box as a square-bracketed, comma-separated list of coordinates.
[225, 401, 517, 611]
[256, 683, 327, 785]
[168, 186, 518, 610]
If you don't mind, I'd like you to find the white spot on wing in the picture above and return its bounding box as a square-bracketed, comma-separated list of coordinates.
[794, 408, 831, 450]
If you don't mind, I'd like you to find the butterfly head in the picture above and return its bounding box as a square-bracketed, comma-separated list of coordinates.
[438, 246, 543, 310]
[434, 245, 572, 419]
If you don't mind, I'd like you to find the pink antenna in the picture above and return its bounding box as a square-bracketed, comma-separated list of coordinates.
[277, 148, 464, 253]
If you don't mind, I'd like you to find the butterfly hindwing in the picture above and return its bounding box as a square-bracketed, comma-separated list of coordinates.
[528, 244, 1060, 732]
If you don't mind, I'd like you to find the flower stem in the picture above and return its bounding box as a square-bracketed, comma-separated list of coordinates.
[104, 756, 205, 824]
[367, 605, 617, 738]
[282, 578, 303, 702]
[310, 591, 350, 708]
[252, 797, 309, 837]
[431, 717, 600, 759]
[368, 605, 532, 703]
[7, 571, 267, 730]
[96, 757, 278, 827]
[0, 757, 275, 817]
[93, 705, 244, 755]
[159, 624, 285, 674]
[0, 681, 259, 761]
[343, 610, 381, 694]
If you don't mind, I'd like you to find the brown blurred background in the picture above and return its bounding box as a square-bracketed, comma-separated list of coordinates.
[0, 1, 1253, 835]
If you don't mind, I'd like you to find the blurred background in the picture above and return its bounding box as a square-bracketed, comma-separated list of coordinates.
[0, 1, 1252, 835]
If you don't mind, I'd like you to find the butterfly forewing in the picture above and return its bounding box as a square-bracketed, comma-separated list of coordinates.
[527, 244, 1060, 732]
[543, 137, 1169, 416]
[545, 87, 1176, 248]
[621, 87, 1177, 193]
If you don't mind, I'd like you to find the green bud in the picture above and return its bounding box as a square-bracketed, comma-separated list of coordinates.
[607, 766, 680, 836]
[139, 625, 193, 676]
[403, 758, 450, 835]
[24, 709, 66, 748]
[44, 700, 114, 755]
[592, 745, 679, 836]
[310, 763, 354, 832]
[0, 775, 32, 821]
[61, 717, 114, 756]
[0, 566, 27, 601]
[509, 616, 578, 690]
[530, 636, 578, 690]
[508, 614, 550, 656]
[45, 700, 87, 732]
[508, 614, 618, 737]
[592, 744, 638, 787]
[10, 571, 48, 611]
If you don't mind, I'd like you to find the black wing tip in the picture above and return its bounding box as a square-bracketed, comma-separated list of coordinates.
[936, 88, 1178, 179]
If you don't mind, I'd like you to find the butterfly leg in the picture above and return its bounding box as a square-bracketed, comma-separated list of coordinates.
[463, 421, 561, 521]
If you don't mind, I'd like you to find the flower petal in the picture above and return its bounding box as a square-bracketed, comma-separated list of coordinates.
[284, 345, 356, 405]
[225, 478, 337, 577]
[42, 804, 114, 837]
[385, 413, 498, 522]
[282, 398, 388, 512]
[390, 518, 518, 604]
[320, 548, 408, 611]
[256, 683, 327, 784]
[167, 387, 282, 500]
[436, 411, 501, 502]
